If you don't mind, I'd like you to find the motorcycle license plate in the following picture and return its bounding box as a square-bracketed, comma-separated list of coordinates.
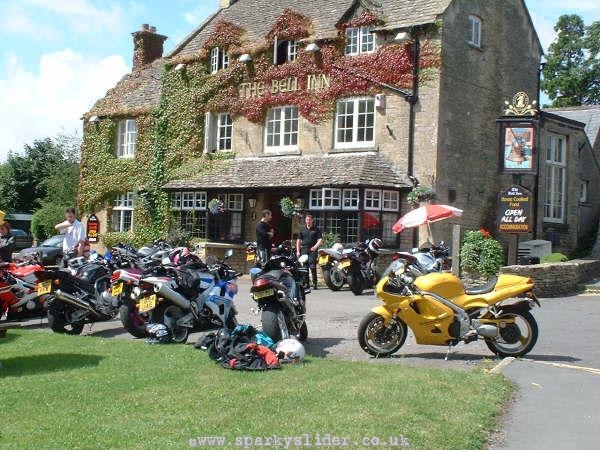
[138, 294, 157, 313]
[253, 289, 274, 300]
[340, 260, 351, 269]
[111, 283, 123, 296]
[246, 253, 256, 262]
[318, 255, 329, 265]
[37, 280, 52, 295]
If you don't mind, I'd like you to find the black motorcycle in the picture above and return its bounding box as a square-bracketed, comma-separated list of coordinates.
[35, 255, 118, 334]
[339, 238, 383, 296]
[249, 241, 309, 342]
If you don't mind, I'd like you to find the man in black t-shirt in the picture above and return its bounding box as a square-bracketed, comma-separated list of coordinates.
[296, 214, 323, 289]
[256, 209, 274, 265]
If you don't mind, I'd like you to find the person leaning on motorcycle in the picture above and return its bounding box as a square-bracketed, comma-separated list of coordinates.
[296, 213, 323, 290]
[55, 207, 87, 267]
[256, 209, 274, 265]
[0, 221, 16, 263]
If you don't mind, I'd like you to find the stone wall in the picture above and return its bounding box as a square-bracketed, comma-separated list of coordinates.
[500, 259, 600, 297]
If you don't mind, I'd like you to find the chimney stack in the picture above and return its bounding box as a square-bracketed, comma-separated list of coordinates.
[132, 24, 167, 71]
[219, 0, 237, 9]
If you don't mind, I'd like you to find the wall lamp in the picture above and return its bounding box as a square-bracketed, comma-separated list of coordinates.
[238, 53, 252, 63]
[305, 43, 321, 53]
[174, 63, 186, 72]
[394, 31, 412, 44]
[248, 197, 257, 208]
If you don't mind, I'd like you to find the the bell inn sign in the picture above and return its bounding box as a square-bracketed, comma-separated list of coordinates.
[238, 74, 331, 99]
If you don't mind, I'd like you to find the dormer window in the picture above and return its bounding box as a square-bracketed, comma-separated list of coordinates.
[345, 26, 375, 55]
[274, 39, 298, 65]
[468, 15, 482, 48]
[210, 47, 229, 74]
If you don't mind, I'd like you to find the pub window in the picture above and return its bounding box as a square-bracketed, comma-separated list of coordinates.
[116, 119, 137, 158]
[382, 190, 399, 211]
[310, 189, 323, 209]
[544, 133, 566, 222]
[364, 189, 381, 210]
[468, 15, 482, 48]
[381, 213, 398, 245]
[274, 39, 298, 65]
[323, 188, 341, 209]
[112, 192, 135, 232]
[204, 112, 233, 153]
[335, 98, 375, 149]
[345, 26, 376, 55]
[310, 211, 360, 245]
[343, 189, 360, 210]
[173, 191, 207, 211]
[265, 106, 299, 152]
[207, 193, 244, 242]
[210, 47, 229, 74]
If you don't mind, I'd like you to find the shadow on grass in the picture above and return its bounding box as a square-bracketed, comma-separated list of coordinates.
[0, 353, 103, 378]
[87, 326, 129, 339]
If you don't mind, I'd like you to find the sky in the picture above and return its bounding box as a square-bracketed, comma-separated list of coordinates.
[0, 0, 599, 161]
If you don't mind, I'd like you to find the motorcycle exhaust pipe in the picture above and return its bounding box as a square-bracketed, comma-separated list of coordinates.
[476, 324, 499, 338]
[54, 289, 100, 316]
[153, 283, 191, 309]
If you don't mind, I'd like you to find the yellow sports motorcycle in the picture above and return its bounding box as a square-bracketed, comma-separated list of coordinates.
[358, 253, 540, 358]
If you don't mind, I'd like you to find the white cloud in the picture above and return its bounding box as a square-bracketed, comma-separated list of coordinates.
[529, 11, 558, 52]
[0, 50, 128, 159]
[180, 3, 215, 27]
[0, 2, 62, 41]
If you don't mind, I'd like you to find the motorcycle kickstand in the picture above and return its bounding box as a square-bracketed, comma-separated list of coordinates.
[444, 343, 452, 361]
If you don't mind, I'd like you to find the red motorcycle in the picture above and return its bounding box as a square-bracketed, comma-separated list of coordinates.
[0, 259, 49, 321]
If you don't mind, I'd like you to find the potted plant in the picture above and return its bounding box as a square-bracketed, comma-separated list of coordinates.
[279, 196, 301, 218]
[207, 198, 225, 215]
[407, 186, 436, 207]
[460, 228, 504, 282]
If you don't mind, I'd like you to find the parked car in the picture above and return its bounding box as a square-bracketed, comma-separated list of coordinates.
[11, 229, 33, 252]
[15, 235, 64, 266]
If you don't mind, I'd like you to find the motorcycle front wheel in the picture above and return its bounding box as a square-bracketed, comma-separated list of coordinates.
[261, 303, 289, 342]
[47, 298, 84, 335]
[323, 266, 344, 291]
[358, 312, 407, 357]
[347, 271, 364, 296]
[485, 310, 538, 357]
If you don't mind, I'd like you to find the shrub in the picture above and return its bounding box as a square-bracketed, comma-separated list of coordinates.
[321, 231, 341, 249]
[406, 186, 436, 207]
[460, 229, 504, 278]
[541, 252, 568, 263]
[101, 231, 136, 249]
[31, 203, 68, 240]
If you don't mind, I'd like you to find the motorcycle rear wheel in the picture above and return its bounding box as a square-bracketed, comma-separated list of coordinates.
[323, 267, 344, 291]
[485, 310, 538, 357]
[261, 303, 289, 342]
[47, 298, 84, 335]
[347, 272, 364, 296]
[119, 303, 149, 339]
[163, 304, 189, 344]
[358, 312, 407, 357]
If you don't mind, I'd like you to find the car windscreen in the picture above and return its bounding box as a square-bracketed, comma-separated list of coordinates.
[42, 235, 64, 247]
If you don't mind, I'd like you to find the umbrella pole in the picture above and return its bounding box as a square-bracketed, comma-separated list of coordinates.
[427, 222, 434, 244]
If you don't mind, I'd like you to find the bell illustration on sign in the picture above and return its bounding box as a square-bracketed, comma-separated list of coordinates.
[504, 126, 533, 170]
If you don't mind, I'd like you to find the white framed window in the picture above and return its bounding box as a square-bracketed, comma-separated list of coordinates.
[310, 189, 323, 209]
[217, 113, 232, 151]
[274, 39, 298, 64]
[335, 98, 375, 149]
[210, 47, 229, 74]
[112, 192, 135, 232]
[382, 190, 399, 211]
[204, 112, 233, 153]
[580, 181, 589, 203]
[468, 15, 482, 48]
[343, 189, 359, 210]
[116, 119, 137, 158]
[265, 106, 299, 152]
[544, 134, 566, 222]
[345, 26, 375, 55]
[323, 188, 341, 209]
[227, 193, 244, 211]
[207, 193, 244, 242]
[364, 189, 381, 211]
[171, 192, 207, 210]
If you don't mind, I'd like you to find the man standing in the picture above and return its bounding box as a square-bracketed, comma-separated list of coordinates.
[55, 207, 87, 267]
[256, 209, 274, 265]
[296, 214, 323, 290]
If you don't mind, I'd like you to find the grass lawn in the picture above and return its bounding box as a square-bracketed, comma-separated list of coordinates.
[0, 330, 513, 449]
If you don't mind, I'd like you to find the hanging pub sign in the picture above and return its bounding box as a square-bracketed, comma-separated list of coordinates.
[87, 214, 99, 243]
[498, 92, 538, 174]
[497, 185, 533, 234]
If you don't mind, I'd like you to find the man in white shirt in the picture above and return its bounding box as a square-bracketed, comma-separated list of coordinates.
[55, 207, 87, 267]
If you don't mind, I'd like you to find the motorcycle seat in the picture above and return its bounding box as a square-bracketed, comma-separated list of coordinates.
[464, 277, 498, 295]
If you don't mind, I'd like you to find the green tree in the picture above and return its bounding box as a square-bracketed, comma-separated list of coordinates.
[542, 14, 600, 107]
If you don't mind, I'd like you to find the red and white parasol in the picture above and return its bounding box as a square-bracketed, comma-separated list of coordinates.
[392, 204, 463, 234]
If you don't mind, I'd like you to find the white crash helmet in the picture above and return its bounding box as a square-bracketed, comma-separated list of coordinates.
[332, 243, 344, 253]
[275, 338, 306, 363]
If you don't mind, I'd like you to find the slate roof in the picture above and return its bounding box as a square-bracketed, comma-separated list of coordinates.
[163, 153, 411, 190]
[85, 59, 163, 117]
[168, 0, 453, 59]
[546, 106, 600, 150]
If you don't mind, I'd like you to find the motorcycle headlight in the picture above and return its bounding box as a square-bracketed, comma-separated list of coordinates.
[394, 261, 406, 277]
